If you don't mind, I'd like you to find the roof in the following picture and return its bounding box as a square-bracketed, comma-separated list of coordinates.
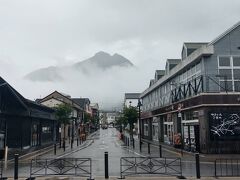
[141, 44, 214, 98]
[210, 21, 240, 45]
[155, 70, 165, 76]
[72, 98, 90, 109]
[25, 99, 55, 112]
[124, 93, 140, 99]
[0, 76, 55, 116]
[150, 79, 155, 86]
[183, 42, 208, 49]
[166, 59, 181, 64]
[90, 103, 99, 109]
[40, 91, 83, 110]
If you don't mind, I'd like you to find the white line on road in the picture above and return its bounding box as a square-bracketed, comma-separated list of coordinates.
[56, 140, 94, 159]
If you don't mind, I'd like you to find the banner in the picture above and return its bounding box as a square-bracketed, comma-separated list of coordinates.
[209, 112, 240, 140]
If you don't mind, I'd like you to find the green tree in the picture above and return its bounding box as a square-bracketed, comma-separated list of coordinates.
[55, 103, 72, 149]
[123, 106, 138, 141]
[83, 112, 92, 124]
[115, 113, 127, 128]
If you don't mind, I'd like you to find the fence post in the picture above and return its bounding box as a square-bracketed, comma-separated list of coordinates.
[71, 139, 73, 149]
[140, 140, 142, 152]
[214, 160, 217, 177]
[4, 146, 8, 170]
[14, 154, 19, 180]
[63, 140, 66, 152]
[54, 143, 57, 155]
[105, 152, 109, 179]
[148, 143, 150, 154]
[132, 138, 135, 149]
[59, 137, 61, 148]
[159, 145, 162, 158]
[195, 153, 200, 179]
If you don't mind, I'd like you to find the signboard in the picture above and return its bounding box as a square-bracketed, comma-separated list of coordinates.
[209, 112, 240, 140]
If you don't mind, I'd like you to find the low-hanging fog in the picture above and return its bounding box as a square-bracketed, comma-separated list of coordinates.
[1, 0, 240, 110]
[0, 55, 158, 110]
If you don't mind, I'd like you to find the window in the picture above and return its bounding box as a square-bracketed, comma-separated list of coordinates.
[233, 69, 240, 79]
[234, 81, 240, 92]
[220, 81, 233, 91]
[219, 57, 231, 66]
[219, 69, 232, 80]
[233, 57, 240, 66]
[42, 126, 51, 133]
[218, 56, 240, 92]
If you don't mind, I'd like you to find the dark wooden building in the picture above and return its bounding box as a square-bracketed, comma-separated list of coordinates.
[0, 77, 57, 156]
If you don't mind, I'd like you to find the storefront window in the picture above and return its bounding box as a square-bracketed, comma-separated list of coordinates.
[152, 123, 159, 141]
[183, 125, 196, 151]
[144, 124, 148, 136]
[31, 124, 38, 146]
[41, 123, 53, 144]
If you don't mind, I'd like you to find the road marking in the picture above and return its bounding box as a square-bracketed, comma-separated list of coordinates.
[115, 140, 146, 157]
[57, 140, 94, 159]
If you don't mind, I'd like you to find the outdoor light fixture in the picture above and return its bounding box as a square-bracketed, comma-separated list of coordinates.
[137, 98, 142, 152]
[129, 101, 132, 107]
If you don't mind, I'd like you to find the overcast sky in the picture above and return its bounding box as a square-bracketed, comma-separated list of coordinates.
[0, 0, 240, 110]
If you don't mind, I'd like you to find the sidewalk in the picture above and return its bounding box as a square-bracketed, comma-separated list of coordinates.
[7, 130, 99, 163]
[120, 130, 240, 162]
[37, 130, 99, 160]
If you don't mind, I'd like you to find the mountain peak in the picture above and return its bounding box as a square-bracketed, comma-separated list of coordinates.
[25, 52, 134, 81]
[74, 51, 134, 71]
[94, 51, 110, 57]
[112, 53, 121, 57]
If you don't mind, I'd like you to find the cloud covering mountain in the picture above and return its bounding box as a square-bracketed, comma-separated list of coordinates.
[19, 52, 141, 111]
[25, 51, 134, 81]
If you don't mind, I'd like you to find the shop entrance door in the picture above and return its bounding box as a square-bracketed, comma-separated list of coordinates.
[183, 124, 199, 152]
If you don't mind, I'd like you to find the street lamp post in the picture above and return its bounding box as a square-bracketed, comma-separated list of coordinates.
[71, 119, 74, 149]
[137, 99, 142, 152]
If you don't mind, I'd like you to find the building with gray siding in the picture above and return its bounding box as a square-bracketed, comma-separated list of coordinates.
[140, 21, 240, 153]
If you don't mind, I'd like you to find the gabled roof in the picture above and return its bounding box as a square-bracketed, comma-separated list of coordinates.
[40, 91, 83, 110]
[210, 21, 240, 45]
[0, 77, 28, 111]
[0, 76, 55, 115]
[90, 103, 99, 110]
[181, 43, 208, 59]
[72, 98, 90, 109]
[25, 99, 55, 112]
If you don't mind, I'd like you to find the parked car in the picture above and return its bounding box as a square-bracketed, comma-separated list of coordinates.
[101, 124, 108, 129]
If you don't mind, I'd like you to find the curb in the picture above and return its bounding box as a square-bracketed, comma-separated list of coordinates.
[7, 130, 99, 163]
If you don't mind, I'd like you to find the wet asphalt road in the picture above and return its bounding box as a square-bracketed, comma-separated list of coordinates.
[2, 128, 237, 178]
[65, 128, 139, 177]
[61, 128, 218, 177]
